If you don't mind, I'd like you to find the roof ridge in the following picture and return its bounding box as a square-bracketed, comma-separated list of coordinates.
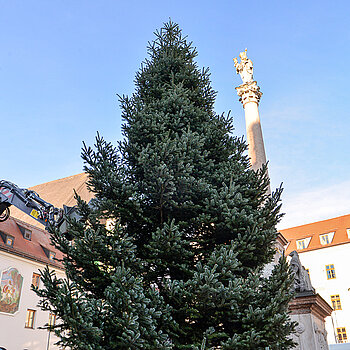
[65, 180, 88, 206]
[280, 213, 350, 231]
[29, 173, 87, 189]
[9, 215, 47, 233]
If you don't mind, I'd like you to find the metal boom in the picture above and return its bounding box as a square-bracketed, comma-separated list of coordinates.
[0, 180, 77, 233]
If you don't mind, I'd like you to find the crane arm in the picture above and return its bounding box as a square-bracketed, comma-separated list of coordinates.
[0, 180, 77, 233]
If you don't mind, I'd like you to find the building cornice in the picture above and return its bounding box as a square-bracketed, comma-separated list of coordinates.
[296, 240, 350, 254]
[289, 292, 333, 320]
[277, 232, 288, 246]
[0, 245, 64, 270]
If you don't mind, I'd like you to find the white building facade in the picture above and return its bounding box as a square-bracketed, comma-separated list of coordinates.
[0, 174, 92, 350]
[298, 244, 350, 344]
[281, 214, 350, 346]
[0, 217, 65, 350]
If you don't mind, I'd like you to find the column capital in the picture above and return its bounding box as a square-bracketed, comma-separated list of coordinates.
[235, 81, 262, 107]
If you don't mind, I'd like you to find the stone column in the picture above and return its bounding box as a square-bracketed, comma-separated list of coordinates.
[234, 50, 270, 194]
[236, 81, 266, 172]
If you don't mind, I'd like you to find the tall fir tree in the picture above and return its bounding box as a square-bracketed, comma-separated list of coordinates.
[36, 21, 295, 349]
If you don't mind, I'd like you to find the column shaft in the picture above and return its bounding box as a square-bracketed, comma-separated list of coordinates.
[244, 101, 267, 172]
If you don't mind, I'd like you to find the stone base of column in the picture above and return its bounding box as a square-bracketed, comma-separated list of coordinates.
[289, 291, 333, 350]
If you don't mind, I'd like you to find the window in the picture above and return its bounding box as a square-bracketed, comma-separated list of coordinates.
[326, 264, 336, 279]
[320, 232, 335, 245]
[41, 245, 56, 261]
[331, 295, 342, 310]
[17, 224, 32, 240]
[48, 313, 56, 328]
[25, 309, 36, 328]
[23, 228, 32, 240]
[347, 229, 350, 239]
[296, 240, 306, 250]
[32, 273, 40, 288]
[296, 237, 311, 250]
[320, 234, 329, 244]
[285, 241, 291, 251]
[5, 235, 14, 247]
[337, 327, 347, 343]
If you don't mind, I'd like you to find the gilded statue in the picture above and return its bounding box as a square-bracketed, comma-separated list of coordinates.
[233, 49, 254, 84]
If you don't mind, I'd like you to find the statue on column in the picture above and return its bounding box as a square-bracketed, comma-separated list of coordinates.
[289, 250, 315, 293]
[233, 49, 254, 84]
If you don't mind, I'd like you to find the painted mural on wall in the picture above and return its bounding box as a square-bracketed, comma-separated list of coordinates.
[0, 268, 23, 314]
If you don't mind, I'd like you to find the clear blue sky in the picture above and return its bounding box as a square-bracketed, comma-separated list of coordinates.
[1, 1, 349, 228]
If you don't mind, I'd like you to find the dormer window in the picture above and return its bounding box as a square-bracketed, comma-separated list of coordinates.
[320, 232, 335, 245]
[5, 235, 14, 247]
[296, 237, 311, 250]
[17, 224, 32, 241]
[23, 229, 32, 240]
[41, 245, 56, 261]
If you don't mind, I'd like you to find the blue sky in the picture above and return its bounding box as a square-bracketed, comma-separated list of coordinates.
[1, 1, 349, 228]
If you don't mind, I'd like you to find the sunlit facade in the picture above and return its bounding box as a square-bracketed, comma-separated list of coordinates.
[281, 214, 350, 345]
[0, 217, 65, 350]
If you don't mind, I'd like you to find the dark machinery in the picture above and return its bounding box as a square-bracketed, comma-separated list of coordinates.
[0, 180, 78, 233]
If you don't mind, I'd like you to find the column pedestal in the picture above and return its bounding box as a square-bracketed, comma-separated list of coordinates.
[289, 291, 333, 350]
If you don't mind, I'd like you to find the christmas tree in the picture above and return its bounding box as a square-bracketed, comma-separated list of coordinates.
[36, 21, 295, 349]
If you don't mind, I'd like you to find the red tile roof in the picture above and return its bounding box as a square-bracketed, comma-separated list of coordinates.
[280, 214, 350, 255]
[0, 216, 64, 269]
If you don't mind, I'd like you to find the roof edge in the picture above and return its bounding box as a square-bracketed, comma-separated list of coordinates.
[29, 173, 87, 189]
[280, 213, 350, 231]
[288, 240, 350, 254]
[9, 215, 47, 232]
[0, 245, 64, 270]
